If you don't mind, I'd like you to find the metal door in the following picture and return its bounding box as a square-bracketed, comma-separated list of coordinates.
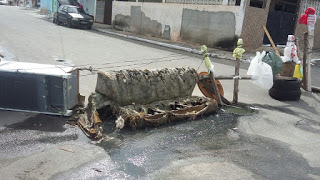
[104, 0, 112, 25]
[263, 0, 298, 45]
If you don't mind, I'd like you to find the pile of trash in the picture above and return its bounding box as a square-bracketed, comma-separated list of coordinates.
[247, 35, 303, 101]
[76, 68, 218, 139]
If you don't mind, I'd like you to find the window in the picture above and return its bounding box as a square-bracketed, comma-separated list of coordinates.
[250, 0, 266, 8]
[62, 6, 68, 12]
[58, 6, 64, 11]
[235, 0, 241, 6]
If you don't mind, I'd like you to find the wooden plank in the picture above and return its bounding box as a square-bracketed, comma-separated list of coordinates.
[312, 86, 320, 93]
[263, 25, 280, 56]
[199, 75, 252, 80]
[209, 72, 223, 107]
[232, 58, 240, 104]
[303, 32, 308, 90]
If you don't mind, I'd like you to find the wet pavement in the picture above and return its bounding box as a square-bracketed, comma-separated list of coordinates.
[2, 107, 320, 179]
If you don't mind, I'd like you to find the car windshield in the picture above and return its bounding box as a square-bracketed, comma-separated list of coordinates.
[68, 7, 85, 14]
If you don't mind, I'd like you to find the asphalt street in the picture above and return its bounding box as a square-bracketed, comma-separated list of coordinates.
[1, 6, 320, 180]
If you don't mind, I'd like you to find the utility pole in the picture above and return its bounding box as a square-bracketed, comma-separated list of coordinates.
[306, 24, 314, 91]
[299, 7, 316, 91]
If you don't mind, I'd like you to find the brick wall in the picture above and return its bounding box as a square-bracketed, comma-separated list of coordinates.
[241, 0, 271, 50]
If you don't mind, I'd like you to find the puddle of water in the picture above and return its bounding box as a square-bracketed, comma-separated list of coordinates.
[222, 104, 257, 116]
[95, 111, 246, 176]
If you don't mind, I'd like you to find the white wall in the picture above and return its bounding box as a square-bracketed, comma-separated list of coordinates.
[112, 2, 245, 42]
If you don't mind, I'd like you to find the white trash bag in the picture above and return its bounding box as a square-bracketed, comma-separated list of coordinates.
[247, 51, 273, 89]
[248, 51, 260, 75]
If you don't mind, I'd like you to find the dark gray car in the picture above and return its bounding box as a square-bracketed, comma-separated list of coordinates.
[53, 5, 93, 29]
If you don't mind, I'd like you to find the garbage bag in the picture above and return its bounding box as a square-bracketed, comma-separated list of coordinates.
[299, 14, 308, 25]
[247, 51, 265, 75]
[262, 50, 283, 76]
[293, 64, 303, 79]
[282, 45, 300, 64]
[252, 61, 274, 90]
[248, 51, 273, 89]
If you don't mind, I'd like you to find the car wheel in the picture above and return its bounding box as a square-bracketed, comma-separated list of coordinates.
[53, 18, 56, 24]
[273, 76, 302, 91]
[87, 25, 92, 30]
[56, 17, 61, 25]
[68, 19, 73, 28]
[269, 88, 301, 101]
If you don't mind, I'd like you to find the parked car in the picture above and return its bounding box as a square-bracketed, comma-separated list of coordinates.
[53, 5, 93, 29]
[0, 0, 8, 5]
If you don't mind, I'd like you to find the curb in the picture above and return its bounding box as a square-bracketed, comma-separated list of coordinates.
[93, 28, 220, 58]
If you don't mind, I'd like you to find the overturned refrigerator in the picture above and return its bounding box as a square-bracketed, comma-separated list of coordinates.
[0, 61, 80, 116]
[78, 68, 218, 139]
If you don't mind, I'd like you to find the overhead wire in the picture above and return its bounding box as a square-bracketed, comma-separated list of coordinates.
[7, 55, 193, 77]
[8, 54, 188, 71]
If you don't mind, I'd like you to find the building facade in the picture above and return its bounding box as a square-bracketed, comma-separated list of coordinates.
[104, 0, 319, 50]
[40, 0, 95, 15]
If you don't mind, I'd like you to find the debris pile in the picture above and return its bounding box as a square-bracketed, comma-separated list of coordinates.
[77, 68, 218, 138]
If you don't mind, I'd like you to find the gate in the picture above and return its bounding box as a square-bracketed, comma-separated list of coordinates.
[263, 0, 298, 45]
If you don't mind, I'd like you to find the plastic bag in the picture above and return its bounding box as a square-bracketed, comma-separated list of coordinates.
[308, 14, 317, 31]
[252, 62, 273, 89]
[247, 51, 265, 75]
[299, 7, 317, 31]
[293, 64, 303, 79]
[248, 51, 273, 89]
[262, 50, 283, 76]
[282, 45, 299, 63]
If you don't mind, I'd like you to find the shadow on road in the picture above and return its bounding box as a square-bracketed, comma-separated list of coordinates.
[6, 114, 67, 132]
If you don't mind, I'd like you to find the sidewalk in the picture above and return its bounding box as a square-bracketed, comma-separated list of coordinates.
[92, 23, 320, 62]
[91, 23, 254, 62]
